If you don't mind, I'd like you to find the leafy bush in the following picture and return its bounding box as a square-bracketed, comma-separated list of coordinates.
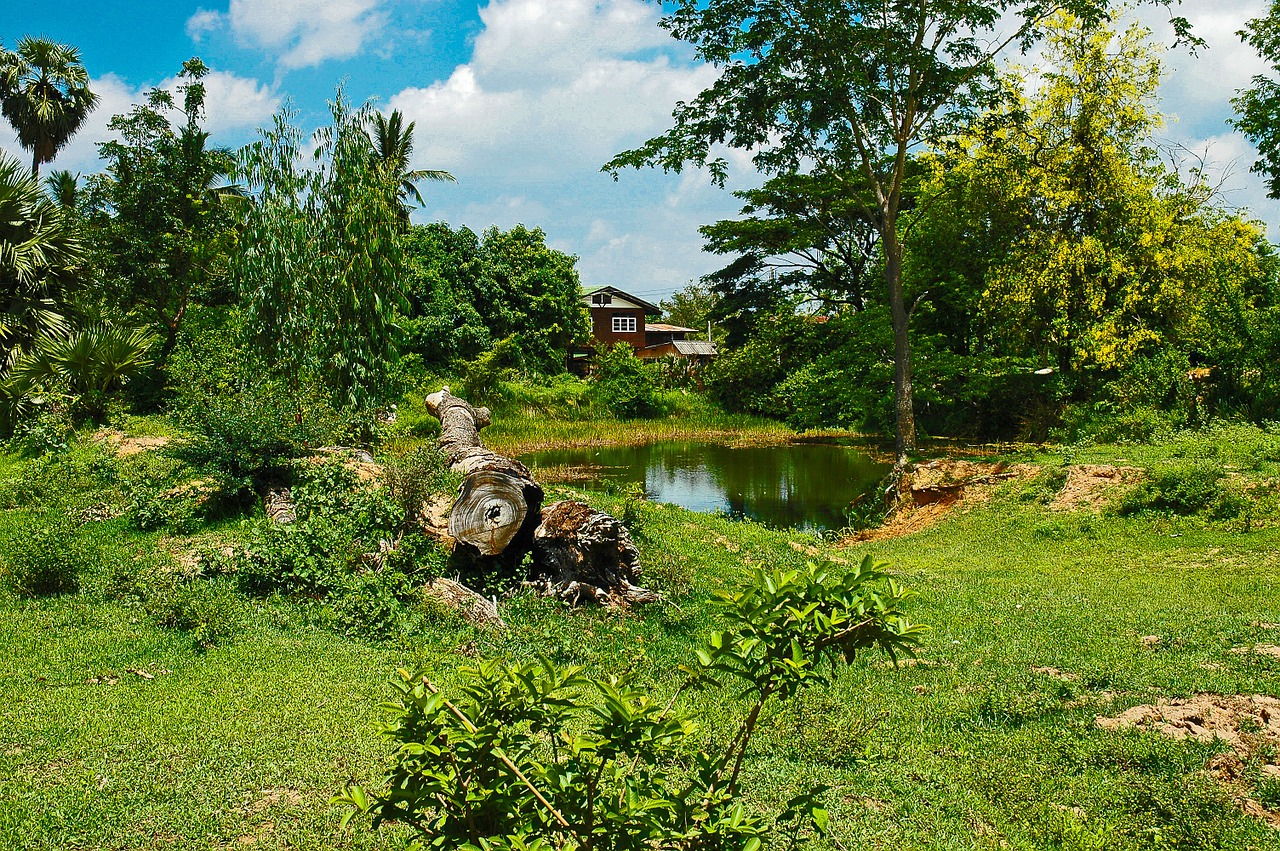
[8, 408, 73, 456]
[172, 378, 335, 499]
[339, 559, 926, 850]
[380, 442, 457, 527]
[147, 577, 245, 648]
[1116, 462, 1228, 516]
[590, 342, 662, 419]
[234, 458, 446, 639]
[0, 511, 90, 595]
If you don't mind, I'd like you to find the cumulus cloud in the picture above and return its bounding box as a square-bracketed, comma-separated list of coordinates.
[186, 8, 224, 42]
[388, 0, 718, 180]
[190, 0, 387, 71]
[383, 0, 740, 294]
[0, 70, 279, 175]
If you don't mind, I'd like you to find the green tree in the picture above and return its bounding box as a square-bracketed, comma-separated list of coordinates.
[607, 0, 1196, 460]
[1233, 1, 1280, 198]
[478, 224, 589, 373]
[701, 171, 884, 322]
[0, 37, 98, 177]
[235, 90, 407, 412]
[43, 169, 79, 211]
[367, 110, 455, 223]
[930, 15, 1265, 381]
[399, 222, 589, 373]
[86, 58, 241, 363]
[660, 281, 720, 335]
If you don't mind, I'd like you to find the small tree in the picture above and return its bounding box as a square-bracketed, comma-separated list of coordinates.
[339, 559, 926, 851]
[235, 90, 407, 413]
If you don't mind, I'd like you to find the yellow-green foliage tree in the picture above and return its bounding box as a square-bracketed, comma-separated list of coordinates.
[910, 13, 1268, 382]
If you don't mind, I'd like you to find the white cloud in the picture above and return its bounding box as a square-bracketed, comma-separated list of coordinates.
[0, 70, 279, 175]
[194, 0, 388, 71]
[190, 70, 281, 135]
[384, 0, 740, 295]
[186, 8, 224, 42]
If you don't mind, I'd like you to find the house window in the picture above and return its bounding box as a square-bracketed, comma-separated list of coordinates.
[592, 292, 612, 306]
[612, 315, 636, 334]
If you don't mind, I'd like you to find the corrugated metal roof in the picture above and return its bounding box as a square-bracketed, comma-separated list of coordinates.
[673, 340, 718, 356]
[646, 322, 699, 333]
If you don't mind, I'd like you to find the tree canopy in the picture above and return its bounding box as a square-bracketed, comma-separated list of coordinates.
[608, 0, 1197, 458]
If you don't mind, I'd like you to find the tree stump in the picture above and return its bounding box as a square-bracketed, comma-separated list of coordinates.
[532, 500, 657, 606]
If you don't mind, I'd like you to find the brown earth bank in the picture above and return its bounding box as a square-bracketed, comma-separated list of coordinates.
[842, 458, 1144, 543]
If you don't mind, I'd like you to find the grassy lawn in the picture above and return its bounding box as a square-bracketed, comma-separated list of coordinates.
[4, 423, 1280, 849]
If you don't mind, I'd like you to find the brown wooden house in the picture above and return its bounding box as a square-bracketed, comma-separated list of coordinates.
[568, 286, 718, 373]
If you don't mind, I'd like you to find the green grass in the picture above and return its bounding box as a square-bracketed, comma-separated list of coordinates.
[5, 420, 1280, 848]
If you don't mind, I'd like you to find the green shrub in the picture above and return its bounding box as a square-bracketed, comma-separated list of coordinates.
[148, 577, 245, 648]
[1116, 462, 1227, 516]
[9, 408, 74, 456]
[234, 458, 445, 639]
[590, 342, 662, 419]
[172, 379, 336, 500]
[0, 511, 90, 596]
[380, 442, 457, 526]
[339, 559, 926, 850]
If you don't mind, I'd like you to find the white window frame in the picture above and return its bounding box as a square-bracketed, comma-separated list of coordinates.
[612, 315, 637, 334]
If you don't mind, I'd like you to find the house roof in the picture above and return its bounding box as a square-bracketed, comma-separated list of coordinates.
[583, 285, 662, 316]
[673, 340, 718, 356]
[646, 322, 699, 333]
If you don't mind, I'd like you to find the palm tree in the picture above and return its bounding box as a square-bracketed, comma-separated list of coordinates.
[367, 109, 455, 221]
[0, 37, 99, 177]
[44, 169, 78, 211]
[0, 151, 79, 366]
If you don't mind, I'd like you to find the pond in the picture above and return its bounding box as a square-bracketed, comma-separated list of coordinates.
[519, 441, 890, 532]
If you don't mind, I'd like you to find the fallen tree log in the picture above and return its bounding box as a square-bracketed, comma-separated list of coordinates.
[425, 386, 656, 607]
[426, 387, 543, 568]
[423, 578, 505, 631]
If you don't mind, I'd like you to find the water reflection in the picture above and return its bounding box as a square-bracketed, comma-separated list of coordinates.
[519, 442, 890, 532]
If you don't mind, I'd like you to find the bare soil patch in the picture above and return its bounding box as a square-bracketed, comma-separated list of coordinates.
[844, 459, 1036, 542]
[842, 458, 1145, 542]
[1097, 694, 1280, 828]
[1049, 464, 1144, 511]
[96, 429, 170, 456]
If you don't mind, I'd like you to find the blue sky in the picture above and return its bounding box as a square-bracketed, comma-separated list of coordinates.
[3, 0, 1278, 303]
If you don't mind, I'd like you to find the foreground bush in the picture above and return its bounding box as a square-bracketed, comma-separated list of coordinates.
[339, 559, 926, 850]
[0, 511, 92, 596]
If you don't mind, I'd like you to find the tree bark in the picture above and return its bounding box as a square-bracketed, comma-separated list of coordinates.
[531, 500, 657, 606]
[883, 222, 917, 463]
[423, 578, 505, 630]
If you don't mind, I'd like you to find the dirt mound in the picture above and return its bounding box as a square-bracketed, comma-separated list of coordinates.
[1049, 464, 1143, 511]
[1097, 694, 1280, 828]
[844, 459, 1036, 542]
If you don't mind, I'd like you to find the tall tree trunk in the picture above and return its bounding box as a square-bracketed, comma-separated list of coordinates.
[31, 150, 40, 179]
[883, 223, 917, 462]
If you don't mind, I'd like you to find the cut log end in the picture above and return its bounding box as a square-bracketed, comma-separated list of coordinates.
[449, 470, 533, 556]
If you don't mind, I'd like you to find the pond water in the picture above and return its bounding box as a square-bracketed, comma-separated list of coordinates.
[519, 441, 890, 532]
